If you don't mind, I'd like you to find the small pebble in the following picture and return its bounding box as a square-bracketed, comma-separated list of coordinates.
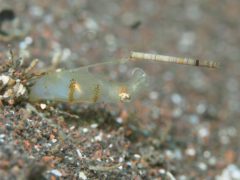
[50, 169, 62, 177]
[40, 103, 47, 110]
[0, 134, 6, 139]
[197, 162, 207, 171]
[34, 145, 41, 151]
[196, 103, 207, 114]
[198, 126, 209, 139]
[29, 5, 44, 17]
[149, 91, 159, 100]
[90, 123, 98, 128]
[174, 149, 183, 160]
[159, 168, 166, 174]
[126, 161, 132, 168]
[85, 18, 99, 32]
[134, 154, 141, 160]
[208, 157, 217, 166]
[82, 128, 89, 133]
[13, 83, 26, 97]
[94, 133, 103, 141]
[79, 171, 87, 180]
[118, 165, 123, 170]
[70, 126, 75, 130]
[188, 115, 199, 125]
[171, 93, 182, 105]
[216, 164, 240, 180]
[109, 156, 114, 162]
[119, 157, 124, 163]
[107, 134, 111, 138]
[0, 134, 6, 144]
[185, 147, 196, 157]
[178, 175, 188, 180]
[116, 117, 123, 124]
[76, 149, 83, 158]
[203, 151, 211, 158]
[0, 75, 10, 85]
[165, 150, 174, 160]
[51, 139, 57, 143]
[108, 144, 113, 148]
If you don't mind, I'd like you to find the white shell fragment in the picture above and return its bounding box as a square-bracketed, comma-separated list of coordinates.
[50, 169, 62, 177]
[13, 82, 27, 97]
[79, 171, 87, 180]
[0, 75, 10, 86]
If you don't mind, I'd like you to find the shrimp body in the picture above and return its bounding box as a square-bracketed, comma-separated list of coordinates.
[29, 65, 147, 103]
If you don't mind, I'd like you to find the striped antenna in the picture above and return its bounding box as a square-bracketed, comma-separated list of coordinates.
[129, 51, 219, 69]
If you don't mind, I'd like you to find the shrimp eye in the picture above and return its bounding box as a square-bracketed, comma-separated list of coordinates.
[118, 86, 131, 102]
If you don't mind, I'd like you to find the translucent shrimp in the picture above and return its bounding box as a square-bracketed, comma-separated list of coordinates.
[29, 51, 218, 104]
[29, 61, 147, 103]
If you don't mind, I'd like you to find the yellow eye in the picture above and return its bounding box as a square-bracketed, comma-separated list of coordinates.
[118, 86, 131, 102]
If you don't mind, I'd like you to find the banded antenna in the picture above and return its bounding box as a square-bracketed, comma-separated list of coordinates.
[130, 51, 219, 69]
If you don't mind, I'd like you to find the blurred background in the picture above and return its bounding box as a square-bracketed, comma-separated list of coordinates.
[1, 0, 240, 179]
